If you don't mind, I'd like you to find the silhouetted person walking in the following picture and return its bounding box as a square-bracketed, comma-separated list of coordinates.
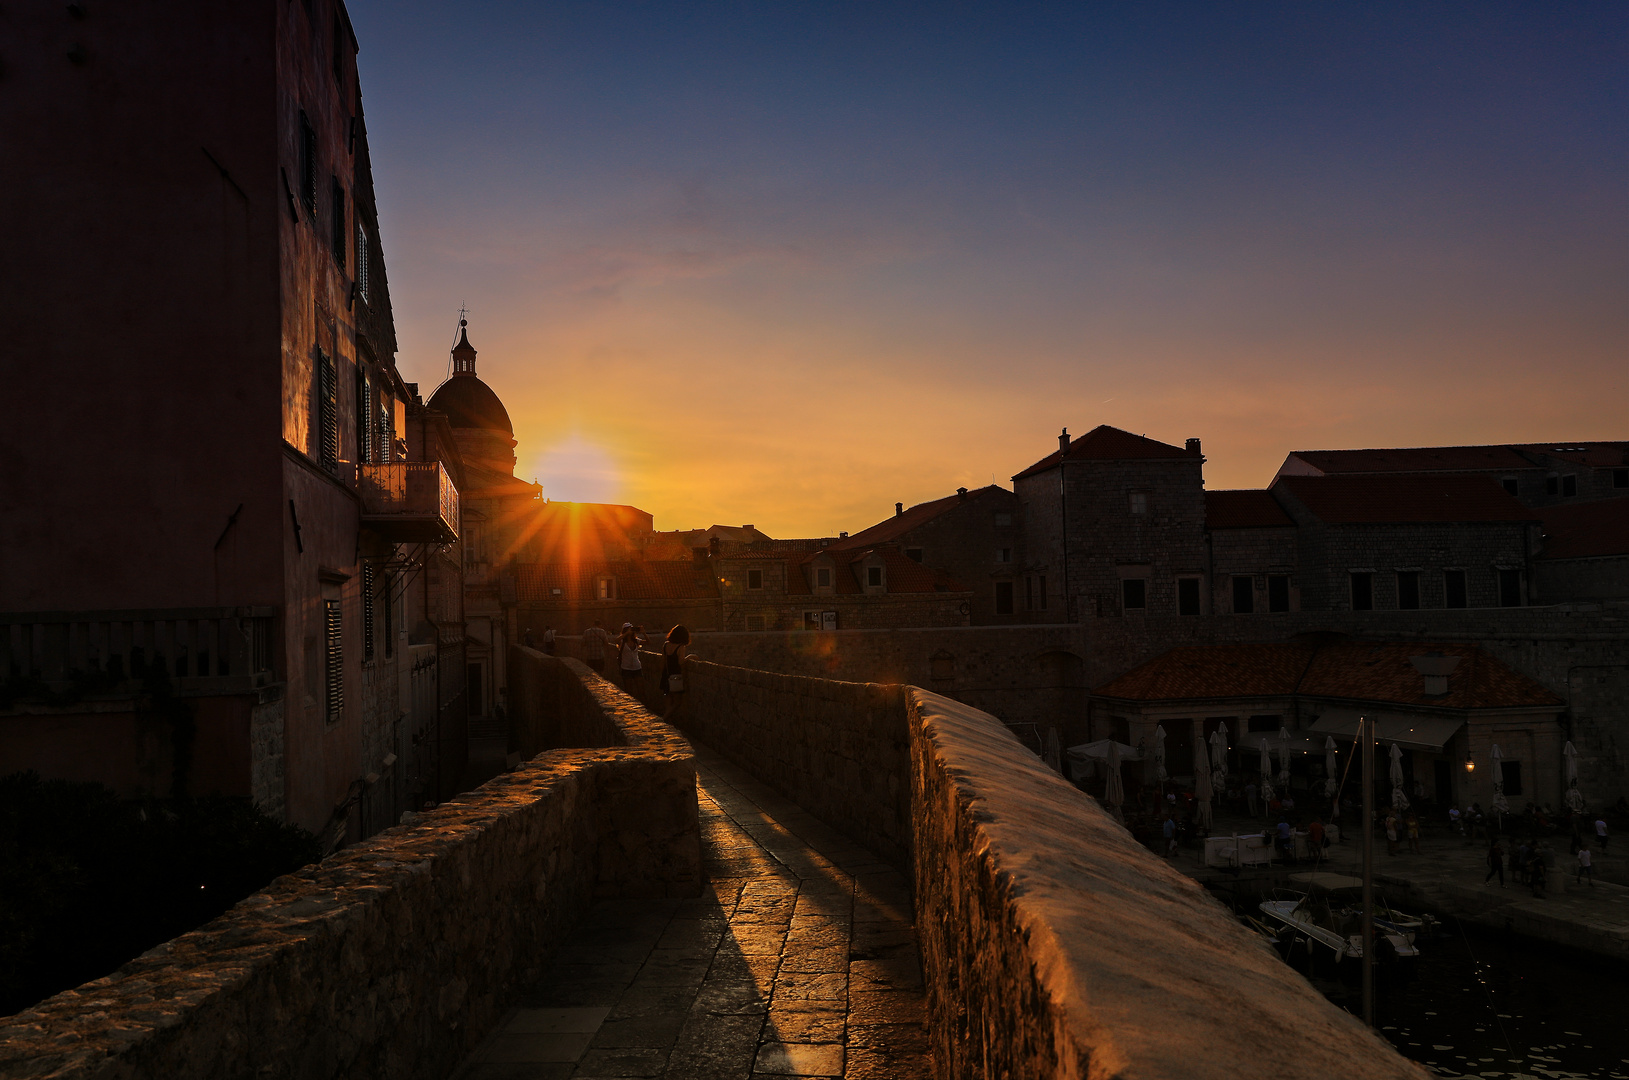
[1484, 841, 1505, 887]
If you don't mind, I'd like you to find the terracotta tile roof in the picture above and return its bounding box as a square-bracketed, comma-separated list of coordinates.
[1013, 425, 1198, 481]
[515, 561, 719, 602]
[1094, 641, 1561, 710]
[1300, 642, 1562, 709]
[1273, 474, 1538, 524]
[1511, 442, 1629, 468]
[1095, 644, 1317, 700]
[1538, 496, 1629, 559]
[1284, 445, 1535, 474]
[831, 486, 1005, 550]
[1206, 490, 1294, 529]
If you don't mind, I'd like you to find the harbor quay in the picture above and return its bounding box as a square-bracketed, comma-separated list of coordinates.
[1169, 807, 1629, 963]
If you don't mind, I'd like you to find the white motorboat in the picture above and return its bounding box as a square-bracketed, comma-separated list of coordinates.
[1258, 873, 1421, 966]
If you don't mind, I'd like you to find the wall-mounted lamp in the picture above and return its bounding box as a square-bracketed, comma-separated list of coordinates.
[1464, 751, 1475, 773]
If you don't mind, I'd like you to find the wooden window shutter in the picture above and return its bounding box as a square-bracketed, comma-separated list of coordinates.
[324, 598, 343, 722]
[362, 563, 376, 662]
[318, 350, 338, 471]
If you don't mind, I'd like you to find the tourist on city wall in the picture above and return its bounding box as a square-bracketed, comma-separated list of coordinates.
[523, 627, 535, 648]
[617, 623, 646, 694]
[580, 620, 610, 672]
[661, 625, 690, 720]
[542, 625, 556, 656]
[1576, 845, 1595, 887]
[1245, 781, 1259, 818]
[1405, 812, 1421, 854]
[1484, 840, 1505, 888]
[1597, 817, 1610, 853]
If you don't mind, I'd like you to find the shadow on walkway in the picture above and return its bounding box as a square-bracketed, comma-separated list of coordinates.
[451, 743, 932, 1079]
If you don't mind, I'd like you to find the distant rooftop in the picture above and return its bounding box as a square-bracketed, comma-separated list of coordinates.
[1013, 425, 1199, 481]
[1272, 474, 1538, 525]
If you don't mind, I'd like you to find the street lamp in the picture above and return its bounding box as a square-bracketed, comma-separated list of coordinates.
[1464, 750, 1475, 773]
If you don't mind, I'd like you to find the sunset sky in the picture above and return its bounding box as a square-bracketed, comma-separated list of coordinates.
[349, 2, 1627, 539]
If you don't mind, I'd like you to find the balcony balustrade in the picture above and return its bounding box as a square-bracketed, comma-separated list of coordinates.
[359, 461, 460, 543]
[0, 607, 275, 701]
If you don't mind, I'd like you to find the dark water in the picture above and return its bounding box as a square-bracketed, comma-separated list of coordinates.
[1314, 922, 1629, 1079]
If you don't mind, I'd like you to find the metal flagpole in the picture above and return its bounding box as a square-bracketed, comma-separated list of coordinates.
[1361, 714, 1375, 1027]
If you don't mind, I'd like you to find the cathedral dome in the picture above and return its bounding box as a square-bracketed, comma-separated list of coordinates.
[426, 324, 513, 435]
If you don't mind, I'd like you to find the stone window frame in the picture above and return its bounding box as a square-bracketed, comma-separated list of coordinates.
[596, 575, 616, 601]
[1349, 569, 1375, 611]
[747, 568, 764, 590]
[1561, 474, 1578, 497]
[1128, 491, 1149, 515]
[814, 566, 833, 591]
[1394, 567, 1423, 610]
[994, 547, 1013, 564]
[1267, 573, 1292, 613]
[1442, 567, 1468, 609]
[1501, 475, 1520, 497]
[1231, 574, 1254, 615]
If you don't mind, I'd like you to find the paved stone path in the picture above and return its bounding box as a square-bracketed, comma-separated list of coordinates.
[451, 744, 933, 1079]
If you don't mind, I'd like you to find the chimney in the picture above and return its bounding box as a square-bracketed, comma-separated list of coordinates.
[1059, 427, 1070, 454]
[709, 536, 721, 558]
[1410, 653, 1462, 697]
[839, 531, 849, 539]
[957, 487, 968, 500]
[1186, 438, 1202, 455]
[742, 525, 753, 531]
[895, 502, 903, 516]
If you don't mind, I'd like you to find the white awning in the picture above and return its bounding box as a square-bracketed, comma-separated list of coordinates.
[1308, 710, 1464, 752]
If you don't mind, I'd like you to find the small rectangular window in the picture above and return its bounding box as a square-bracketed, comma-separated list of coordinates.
[1177, 577, 1201, 616]
[1232, 575, 1254, 614]
[905, 548, 923, 562]
[867, 565, 883, 587]
[995, 581, 1014, 614]
[993, 512, 1013, 527]
[1267, 574, 1290, 612]
[816, 568, 831, 588]
[331, 177, 347, 267]
[1444, 569, 1467, 609]
[1122, 578, 1146, 611]
[1397, 570, 1420, 610]
[1129, 492, 1148, 515]
[324, 598, 343, 722]
[1350, 572, 1373, 611]
[597, 577, 615, 600]
[995, 548, 1012, 563]
[1502, 477, 1519, 496]
[1562, 474, 1577, 497]
[1615, 469, 1628, 488]
[1499, 568, 1523, 607]
[747, 568, 763, 590]
[1546, 475, 1559, 496]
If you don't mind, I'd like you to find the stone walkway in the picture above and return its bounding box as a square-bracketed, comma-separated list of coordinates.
[451, 745, 933, 1079]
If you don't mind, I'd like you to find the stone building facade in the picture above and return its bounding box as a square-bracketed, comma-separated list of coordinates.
[0, 0, 476, 847]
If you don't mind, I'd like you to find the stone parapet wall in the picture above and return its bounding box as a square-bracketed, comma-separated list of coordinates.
[907, 688, 1427, 1079]
[0, 653, 699, 1080]
[653, 656, 914, 871]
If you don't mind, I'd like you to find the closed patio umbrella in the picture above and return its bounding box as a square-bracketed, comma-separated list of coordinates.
[1276, 726, 1292, 788]
[1153, 724, 1168, 783]
[1258, 738, 1275, 803]
[1045, 726, 1062, 774]
[1389, 743, 1410, 810]
[1104, 738, 1125, 817]
[1323, 737, 1339, 798]
[1564, 741, 1584, 812]
[1194, 734, 1214, 829]
[1209, 725, 1229, 794]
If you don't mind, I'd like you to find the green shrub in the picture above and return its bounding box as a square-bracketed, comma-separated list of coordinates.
[0, 772, 319, 1016]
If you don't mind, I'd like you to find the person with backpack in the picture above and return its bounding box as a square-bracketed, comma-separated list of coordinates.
[660, 625, 689, 720]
